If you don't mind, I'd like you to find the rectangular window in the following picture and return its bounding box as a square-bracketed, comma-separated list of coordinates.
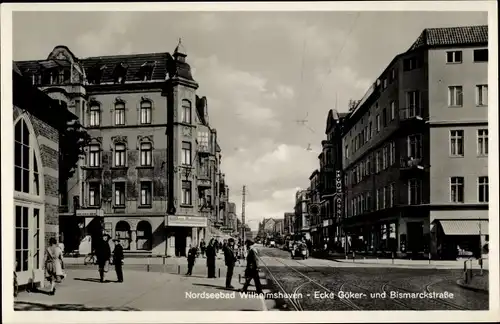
[390, 101, 396, 120]
[88, 182, 100, 207]
[448, 86, 463, 107]
[114, 182, 125, 206]
[140, 143, 152, 166]
[476, 85, 488, 106]
[115, 104, 125, 125]
[390, 69, 396, 82]
[389, 141, 396, 165]
[405, 91, 421, 117]
[15, 206, 29, 272]
[382, 146, 388, 169]
[477, 129, 488, 156]
[375, 151, 381, 173]
[408, 179, 422, 205]
[33, 208, 40, 269]
[382, 78, 387, 89]
[182, 142, 192, 165]
[376, 115, 380, 132]
[478, 176, 489, 203]
[366, 192, 371, 211]
[389, 183, 395, 207]
[381, 187, 386, 209]
[197, 131, 210, 151]
[114, 144, 126, 167]
[368, 122, 372, 140]
[407, 134, 422, 159]
[450, 177, 464, 203]
[140, 101, 152, 124]
[182, 100, 192, 124]
[382, 108, 387, 127]
[182, 181, 192, 205]
[450, 130, 464, 157]
[345, 145, 349, 158]
[140, 182, 152, 206]
[88, 145, 100, 167]
[89, 105, 100, 127]
[376, 189, 380, 210]
[446, 51, 462, 63]
[366, 157, 371, 175]
[473, 49, 488, 62]
[403, 57, 418, 71]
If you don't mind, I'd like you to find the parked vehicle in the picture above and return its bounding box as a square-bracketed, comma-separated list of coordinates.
[269, 240, 276, 248]
[291, 244, 308, 260]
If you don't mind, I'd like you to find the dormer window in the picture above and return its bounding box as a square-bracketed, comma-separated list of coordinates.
[138, 61, 156, 81]
[113, 63, 128, 84]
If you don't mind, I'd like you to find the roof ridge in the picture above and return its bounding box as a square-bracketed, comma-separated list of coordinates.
[81, 52, 170, 61]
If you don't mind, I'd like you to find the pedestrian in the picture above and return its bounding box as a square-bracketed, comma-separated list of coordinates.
[186, 244, 197, 276]
[206, 238, 217, 278]
[223, 238, 237, 288]
[199, 239, 206, 258]
[112, 239, 124, 283]
[241, 239, 263, 294]
[214, 239, 220, 254]
[44, 237, 65, 295]
[95, 234, 111, 283]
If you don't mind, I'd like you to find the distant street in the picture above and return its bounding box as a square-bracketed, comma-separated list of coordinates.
[258, 247, 488, 311]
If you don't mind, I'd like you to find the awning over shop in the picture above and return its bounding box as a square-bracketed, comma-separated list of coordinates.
[438, 220, 489, 236]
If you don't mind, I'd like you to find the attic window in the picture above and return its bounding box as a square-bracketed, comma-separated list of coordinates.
[138, 61, 156, 81]
[113, 63, 128, 84]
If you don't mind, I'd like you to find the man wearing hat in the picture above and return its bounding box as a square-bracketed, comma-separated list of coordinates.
[112, 238, 124, 283]
[223, 238, 237, 289]
[241, 239, 263, 294]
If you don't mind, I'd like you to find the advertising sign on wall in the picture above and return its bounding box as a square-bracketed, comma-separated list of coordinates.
[335, 170, 343, 219]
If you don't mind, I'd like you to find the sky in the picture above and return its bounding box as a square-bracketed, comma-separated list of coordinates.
[12, 10, 487, 231]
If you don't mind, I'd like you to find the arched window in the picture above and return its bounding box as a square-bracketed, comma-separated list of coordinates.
[115, 221, 131, 250]
[140, 101, 152, 124]
[89, 103, 100, 127]
[115, 102, 125, 125]
[14, 117, 44, 277]
[181, 99, 191, 124]
[136, 221, 152, 250]
[88, 144, 101, 167]
[114, 143, 126, 167]
[140, 142, 152, 166]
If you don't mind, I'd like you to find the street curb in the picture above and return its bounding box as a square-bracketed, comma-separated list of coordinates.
[455, 279, 489, 294]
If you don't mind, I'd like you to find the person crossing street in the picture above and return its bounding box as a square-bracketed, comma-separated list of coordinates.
[240, 239, 263, 294]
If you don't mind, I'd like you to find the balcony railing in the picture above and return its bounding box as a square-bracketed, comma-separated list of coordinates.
[399, 106, 424, 121]
[400, 156, 424, 170]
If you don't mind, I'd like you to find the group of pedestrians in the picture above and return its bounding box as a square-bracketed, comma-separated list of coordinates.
[93, 234, 125, 283]
[186, 238, 263, 294]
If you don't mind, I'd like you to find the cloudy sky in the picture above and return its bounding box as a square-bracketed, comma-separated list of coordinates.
[12, 10, 487, 230]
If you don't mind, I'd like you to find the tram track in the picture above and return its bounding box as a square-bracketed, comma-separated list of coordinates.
[258, 252, 361, 311]
[259, 250, 471, 311]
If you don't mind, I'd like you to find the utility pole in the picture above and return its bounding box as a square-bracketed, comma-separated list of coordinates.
[241, 185, 247, 256]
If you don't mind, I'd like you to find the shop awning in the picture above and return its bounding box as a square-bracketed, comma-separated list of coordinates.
[439, 220, 489, 236]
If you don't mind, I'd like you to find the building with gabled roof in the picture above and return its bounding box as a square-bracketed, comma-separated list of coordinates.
[15, 41, 228, 257]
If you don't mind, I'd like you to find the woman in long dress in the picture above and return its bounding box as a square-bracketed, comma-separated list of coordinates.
[44, 237, 65, 295]
[206, 238, 217, 278]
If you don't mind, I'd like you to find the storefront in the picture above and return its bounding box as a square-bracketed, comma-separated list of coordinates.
[165, 215, 207, 257]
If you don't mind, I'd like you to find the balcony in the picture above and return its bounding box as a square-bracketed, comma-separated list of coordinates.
[399, 106, 425, 124]
[399, 156, 425, 178]
[197, 144, 210, 155]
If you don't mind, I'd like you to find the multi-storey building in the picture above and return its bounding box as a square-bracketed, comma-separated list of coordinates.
[341, 25, 488, 259]
[15, 42, 229, 257]
[273, 219, 284, 236]
[283, 212, 295, 235]
[13, 63, 83, 286]
[308, 170, 322, 246]
[318, 109, 347, 248]
[294, 189, 311, 240]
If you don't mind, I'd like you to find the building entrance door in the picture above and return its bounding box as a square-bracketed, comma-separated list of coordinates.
[407, 222, 424, 255]
[175, 227, 188, 257]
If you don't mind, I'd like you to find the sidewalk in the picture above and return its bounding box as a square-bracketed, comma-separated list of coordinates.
[14, 265, 275, 311]
[330, 256, 489, 270]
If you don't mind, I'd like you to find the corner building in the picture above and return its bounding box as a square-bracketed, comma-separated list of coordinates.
[15, 42, 227, 257]
[341, 25, 489, 259]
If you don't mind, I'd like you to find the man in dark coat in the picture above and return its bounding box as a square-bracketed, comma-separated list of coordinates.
[223, 238, 237, 288]
[95, 235, 111, 283]
[186, 244, 198, 276]
[112, 239, 124, 283]
[241, 239, 263, 294]
[206, 239, 217, 278]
